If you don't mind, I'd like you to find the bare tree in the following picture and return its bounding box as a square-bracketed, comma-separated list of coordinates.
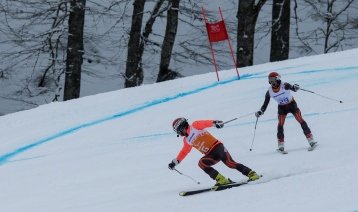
[124, 0, 146, 88]
[0, 1, 134, 110]
[236, 0, 267, 67]
[63, 0, 86, 101]
[157, 0, 181, 82]
[0, 0, 69, 108]
[137, 0, 168, 82]
[292, 0, 315, 55]
[270, 0, 290, 62]
[293, 0, 357, 54]
[127, 0, 224, 82]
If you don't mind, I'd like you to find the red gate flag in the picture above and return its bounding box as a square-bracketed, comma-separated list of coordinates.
[205, 21, 228, 43]
[202, 7, 240, 81]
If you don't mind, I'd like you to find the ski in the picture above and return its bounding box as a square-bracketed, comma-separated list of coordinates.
[276, 149, 288, 154]
[179, 187, 211, 196]
[179, 175, 263, 196]
[308, 141, 318, 151]
[211, 181, 248, 191]
[179, 181, 248, 196]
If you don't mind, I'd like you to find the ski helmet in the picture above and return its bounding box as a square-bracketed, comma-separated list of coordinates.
[268, 72, 281, 85]
[172, 117, 188, 135]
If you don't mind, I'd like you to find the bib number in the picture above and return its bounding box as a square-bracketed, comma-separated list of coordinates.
[201, 146, 210, 153]
[279, 97, 290, 104]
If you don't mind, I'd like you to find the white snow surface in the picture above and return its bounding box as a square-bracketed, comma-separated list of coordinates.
[1, 49, 358, 212]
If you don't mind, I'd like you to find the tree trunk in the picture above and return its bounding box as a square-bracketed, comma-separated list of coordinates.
[270, 0, 290, 62]
[138, 0, 166, 76]
[125, 0, 146, 88]
[63, 0, 86, 101]
[157, 0, 181, 83]
[237, 0, 267, 68]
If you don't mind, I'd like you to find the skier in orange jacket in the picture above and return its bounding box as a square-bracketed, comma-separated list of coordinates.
[168, 118, 260, 186]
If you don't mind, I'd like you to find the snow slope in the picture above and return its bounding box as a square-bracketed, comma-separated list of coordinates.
[0, 49, 358, 212]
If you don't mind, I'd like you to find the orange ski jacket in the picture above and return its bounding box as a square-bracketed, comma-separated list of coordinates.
[176, 120, 222, 162]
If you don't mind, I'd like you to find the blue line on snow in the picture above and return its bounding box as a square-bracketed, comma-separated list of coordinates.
[118, 109, 358, 141]
[0, 76, 243, 165]
[1, 66, 358, 165]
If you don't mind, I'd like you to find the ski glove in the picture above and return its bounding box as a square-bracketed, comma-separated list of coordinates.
[213, 120, 224, 129]
[292, 84, 300, 92]
[168, 159, 180, 170]
[255, 110, 264, 118]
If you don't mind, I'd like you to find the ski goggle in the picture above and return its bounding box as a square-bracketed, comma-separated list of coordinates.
[268, 75, 280, 84]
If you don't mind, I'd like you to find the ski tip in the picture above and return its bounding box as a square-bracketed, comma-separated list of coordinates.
[179, 191, 186, 196]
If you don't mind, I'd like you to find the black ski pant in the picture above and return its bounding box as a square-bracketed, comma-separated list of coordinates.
[277, 100, 311, 141]
[198, 143, 251, 180]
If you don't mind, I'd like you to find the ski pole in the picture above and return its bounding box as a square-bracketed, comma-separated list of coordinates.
[249, 117, 259, 151]
[300, 88, 343, 103]
[174, 168, 200, 184]
[224, 112, 255, 124]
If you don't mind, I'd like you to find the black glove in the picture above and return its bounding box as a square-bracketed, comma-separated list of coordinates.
[213, 120, 224, 129]
[168, 159, 180, 170]
[255, 110, 264, 118]
[292, 84, 300, 92]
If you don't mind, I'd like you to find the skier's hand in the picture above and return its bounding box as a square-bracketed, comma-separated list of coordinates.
[292, 84, 300, 92]
[213, 120, 224, 129]
[255, 110, 264, 118]
[168, 159, 180, 170]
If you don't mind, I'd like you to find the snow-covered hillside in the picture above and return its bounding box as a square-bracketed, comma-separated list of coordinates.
[0, 49, 358, 211]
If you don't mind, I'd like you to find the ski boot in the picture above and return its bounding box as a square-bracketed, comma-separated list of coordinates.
[247, 171, 261, 181]
[307, 134, 317, 146]
[214, 173, 232, 186]
[306, 134, 318, 151]
[277, 140, 288, 154]
[211, 173, 233, 191]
